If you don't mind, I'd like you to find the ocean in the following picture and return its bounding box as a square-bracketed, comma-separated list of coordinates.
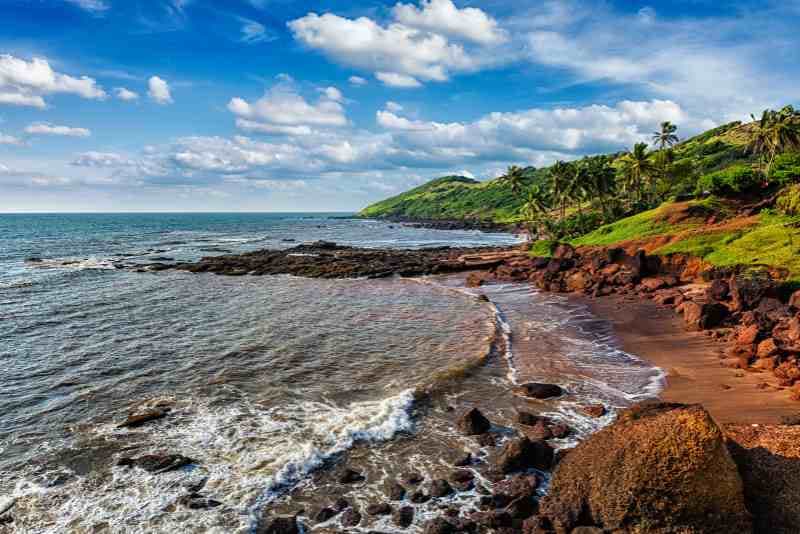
[0, 213, 663, 533]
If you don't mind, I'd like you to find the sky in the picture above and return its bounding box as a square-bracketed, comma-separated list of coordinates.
[0, 0, 798, 212]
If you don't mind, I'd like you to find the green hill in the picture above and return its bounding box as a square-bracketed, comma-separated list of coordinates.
[359, 168, 546, 223]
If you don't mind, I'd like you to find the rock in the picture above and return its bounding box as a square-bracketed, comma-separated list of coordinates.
[549, 422, 571, 439]
[790, 290, 800, 311]
[339, 468, 365, 484]
[513, 382, 564, 399]
[640, 277, 668, 292]
[340, 508, 361, 527]
[540, 402, 751, 534]
[470, 510, 512, 529]
[387, 482, 406, 501]
[117, 407, 171, 428]
[177, 493, 222, 510]
[581, 404, 606, 418]
[682, 301, 729, 331]
[453, 452, 473, 467]
[314, 507, 338, 522]
[522, 419, 553, 440]
[779, 414, 800, 425]
[410, 490, 431, 504]
[730, 272, 775, 311]
[737, 324, 761, 345]
[496, 437, 554, 473]
[450, 470, 475, 491]
[466, 272, 486, 288]
[333, 498, 350, 512]
[505, 495, 538, 521]
[517, 411, 545, 426]
[571, 528, 603, 534]
[476, 433, 496, 447]
[430, 479, 454, 498]
[256, 516, 299, 534]
[117, 454, 195, 474]
[393, 506, 415, 528]
[366, 502, 392, 516]
[423, 517, 457, 534]
[566, 271, 591, 292]
[493, 473, 539, 505]
[457, 407, 492, 435]
[708, 279, 730, 301]
[552, 243, 576, 260]
[756, 338, 780, 359]
[402, 471, 424, 485]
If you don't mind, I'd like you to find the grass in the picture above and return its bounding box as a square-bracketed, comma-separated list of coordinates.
[529, 239, 556, 257]
[570, 204, 674, 247]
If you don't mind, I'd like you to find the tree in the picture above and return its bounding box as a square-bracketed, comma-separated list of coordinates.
[549, 160, 572, 221]
[522, 184, 550, 239]
[582, 156, 617, 221]
[652, 121, 679, 150]
[502, 165, 526, 199]
[747, 106, 800, 176]
[619, 143, 657, 206]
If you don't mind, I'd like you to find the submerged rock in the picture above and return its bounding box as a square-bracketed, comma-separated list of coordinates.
[117, 407, 171, 428]
[256, 516, 300, 534]
[117, 453, 195, 474]
[393, 506, 415, 528]
[457, 407, 491, 435]
[340, 508, 362, 527]
[540, 402, 751, 533]
[366, 502, 392, 516]
[495, 437, 554, 474]
[513, 382, 564, 399]
[339, 468, 365, 484]
[430, 479, 454, 498]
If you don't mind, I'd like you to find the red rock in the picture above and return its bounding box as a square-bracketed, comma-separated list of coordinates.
[582, 404, 607, 418]
[466, 272, 486, 288]
[683, 301, 729, 331]
[790, 290, 800, 311]
[737, 324, 761, 345]
[756, 338, 780, 359]
[495, 437, 554, 473]
[566, 271, 591, 292]
[639, 277, 668, 292]
[457, 408, 491, 435]
[552, 243, 576, 260]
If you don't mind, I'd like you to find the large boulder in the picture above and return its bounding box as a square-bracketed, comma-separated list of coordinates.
[683, 301, 729, 330]
[513, 382, 564, 399]
[495, 436, 554, 473]
[540, 402, 751, 534]
[457, 407, 492, 435]
[730, 272, 776, 311]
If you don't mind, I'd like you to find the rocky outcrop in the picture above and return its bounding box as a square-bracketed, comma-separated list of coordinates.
[513, 383, 564, 399]
[540, 402, 752, 534]
[457, 407, 492, 435]
[495, 436, 554, 473]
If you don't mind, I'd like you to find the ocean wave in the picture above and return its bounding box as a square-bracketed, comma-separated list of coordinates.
[25, 257, 117, 271]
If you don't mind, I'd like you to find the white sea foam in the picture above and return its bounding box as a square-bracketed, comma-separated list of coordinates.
[27, 257, 116, 271]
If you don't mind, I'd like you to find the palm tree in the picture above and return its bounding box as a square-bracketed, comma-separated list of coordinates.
[619, 143, 657, 205]
[549, 160, 572, 221]
[583, 156, 617, 221]
[652, 121, 679, 150]
[502, 165, 526, 199]
[522, 184, 550, 239]
[747, 107, 800, 176]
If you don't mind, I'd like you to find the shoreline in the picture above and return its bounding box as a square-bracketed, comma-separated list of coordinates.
[575, 293, 799, 424]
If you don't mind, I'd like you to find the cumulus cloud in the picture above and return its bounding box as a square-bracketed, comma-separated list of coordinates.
[147, 76, 173, 104]
[114, 87, 139, 101]
[392, 0, 506, 45]
[0, 54, 107, 108]
[0, 133, 21, 145]
[25, 122, 91, 137]
[385, 101, 403, 112]
[289, 11, 485, 87]
[71, 152, 134, 167]
[228, 84, 348, 133]
[348, 76, 368, 86]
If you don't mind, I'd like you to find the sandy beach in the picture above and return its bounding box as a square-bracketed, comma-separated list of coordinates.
[579, 293, 799, 424]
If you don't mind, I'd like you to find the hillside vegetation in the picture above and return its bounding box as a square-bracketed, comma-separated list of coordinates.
[361, 106, 800, 280]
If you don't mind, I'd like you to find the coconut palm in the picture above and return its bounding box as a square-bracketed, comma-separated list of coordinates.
[549, 160, 572, 221]
[522, 184, 550, 239]
[502, 165, 526, 199]
[582, 156, 617, 221]
[652, 121, 679, 150]
[619, 143, 657, 205]
[748, 107, 800, 176]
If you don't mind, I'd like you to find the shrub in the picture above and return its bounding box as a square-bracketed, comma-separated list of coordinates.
[777, 184, 800, 216]
[769, 152, 800, 186]
[695, 164, 759, 196]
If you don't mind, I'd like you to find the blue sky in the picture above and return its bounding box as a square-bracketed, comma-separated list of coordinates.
[0, 0, 798, 212]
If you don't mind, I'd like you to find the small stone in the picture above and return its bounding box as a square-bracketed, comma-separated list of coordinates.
[430, 479, 454, 498]
[582, 404, 606, 418]
[393, 506, 415, 528]
[453, 452, 473, 467]
[410, 490, 431, 504]
[402, 471, 424, 485]
[340, 508, 362, 527]
[512, 382, 564, 399]
[339, 468, 365, 484]
[314, 507, 338, 523]
[366, 503, 392, 516]
[387, 482, 406, 501]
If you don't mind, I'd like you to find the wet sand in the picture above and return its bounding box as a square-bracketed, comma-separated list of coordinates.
[578, 293, 799, 425]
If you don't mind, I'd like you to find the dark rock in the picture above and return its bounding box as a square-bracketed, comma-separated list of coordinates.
[505, 495, 538, 520]
[366, 503, 392, 516]
[457, 407, 492, 435]
[0, 515, 11, 525]
[450, 470, 475, 491]
[540, 402, 751, 534]
[790, 290, 800, 311]
[314, 507, 338, 522]
[453, 452, 473, 467]
[339, 468, 365, 484]
[387, 482, 406, 501]
[117, 453, 195, 474]
[256, 516, 299, 534]
[333, 498, 350, 512]
[401, 471, 424, 485]
[493, 473, 540, 502]
[423, 517, 457, 534]
[340, 508, 362, 527]
[476, 433, 497, 447]
[178, 493, 222, 510]
[496, 437, 554, 473]
[683, 301, 729, 330]
[549, 423, 571, 439]
[470, 510, 512, 529]
[517, 411, 546, 426]
[780, 414, 800, 425]
[410, 490, 431, 504]
[430, 479, 454, 498]
[730, 272, 776, 311]
[582, 404, 606, 418]
[709, 279, 730, 301]
[117, 407, 171, 428]
[552, 243, 576, 260]
[522, 419, 553, 440]
[393, 506, 415, 528]
[513, 382, 564, 399]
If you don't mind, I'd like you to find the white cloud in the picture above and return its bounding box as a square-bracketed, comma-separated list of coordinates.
[234, 119, 313, 136]
[239, 17, 274, 44]
[64, 0, 109, 13]
[386, 101, 403, 112]
[320, 86, 343, 102]
[392, 0, 506, 45]
[228, 85, 348, 130]
[0, 133, 21, 145]
[147, 76, 173, 104]
[0, 55, 107, 108]
[114, 87, 139, 101]
[71, 152, 134, 167]
[289, 12, 482, 87]
[376, 72, 422, 88]
[25, 123, 91, 137]
[348, 76, 368, 86]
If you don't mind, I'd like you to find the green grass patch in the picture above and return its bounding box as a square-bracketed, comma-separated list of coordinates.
[529, 239, 556, 257]
[570, 204, 673, 247]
